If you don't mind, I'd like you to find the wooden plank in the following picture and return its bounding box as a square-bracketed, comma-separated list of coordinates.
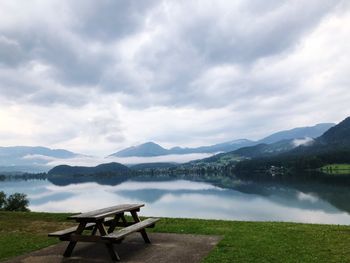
[60, 235, 110, 243]
[68, 204, 144, 220]
[103, 218, 160, 241]
[96, 220, 121, 261]
[131, 210, 151, 243]
[48, 222, 96, 237]
[107, 214, 123, 234]
[105, 221, 154, 227]
[63, 221, 87, 257]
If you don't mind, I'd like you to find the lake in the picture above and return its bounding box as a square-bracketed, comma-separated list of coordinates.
[1, 174, 350, 225]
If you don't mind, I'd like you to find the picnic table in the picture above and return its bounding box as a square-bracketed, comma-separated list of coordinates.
[48, 203, 159, 261]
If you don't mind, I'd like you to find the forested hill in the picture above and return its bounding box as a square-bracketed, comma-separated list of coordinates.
[235, 117, 350, 172]
[317, 117, 350, 147]
[48, 162, 129, 176]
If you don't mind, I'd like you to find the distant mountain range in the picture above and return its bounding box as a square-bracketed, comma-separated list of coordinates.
[0, 122, 336, 173]
[109, 139, 254, 157]
[0, 146, 80, 173]
[109, 123, 334, 157]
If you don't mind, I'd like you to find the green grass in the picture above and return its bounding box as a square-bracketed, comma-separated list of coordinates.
[1, 212, 350, 262]
[0, 212, 74, 261]
[320, 164, 350, 175]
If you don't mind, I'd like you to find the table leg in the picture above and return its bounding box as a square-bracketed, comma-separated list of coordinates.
[130, 210, 151, 243]
[121, 214, 128, 226]
[108, 213, 122, 234]
[96, 220, 120, 261]
[91, 224, 99, 235]
[63, 221, 87, 257]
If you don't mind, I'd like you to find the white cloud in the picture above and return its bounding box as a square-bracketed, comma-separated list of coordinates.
[292, 137, 314, 147]
[0, 0, 349, 155]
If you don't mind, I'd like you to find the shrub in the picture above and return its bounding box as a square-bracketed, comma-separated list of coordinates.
[0, 191, 6, 210]
[4, 193, 30, 212]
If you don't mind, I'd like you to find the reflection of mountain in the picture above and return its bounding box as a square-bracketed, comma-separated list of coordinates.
[48, 174, 131, 186]
[233, 181, 340, 213]
[115, 188, 235, 204]
[46, 172, 350, 216]
[234, 172, 350, 214]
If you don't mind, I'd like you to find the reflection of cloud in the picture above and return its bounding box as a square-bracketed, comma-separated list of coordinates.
[46, 180, 219, 192]
[26, 179, 350, 225]
[29, 180, 222, 212]
[297, 192, 319, 203]
[142, 193, 350, 225]
[30, 192, 135, 213]
[111, 180, 220, 191]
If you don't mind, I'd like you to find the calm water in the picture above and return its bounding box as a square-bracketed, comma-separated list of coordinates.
[1, 175, 350, 225]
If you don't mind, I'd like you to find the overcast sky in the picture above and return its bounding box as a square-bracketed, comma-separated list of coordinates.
[0, 0, 350, 156]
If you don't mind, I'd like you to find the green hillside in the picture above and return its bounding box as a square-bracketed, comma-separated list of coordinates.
[234, 117, 350, 173]
[48, 162, 129, 176]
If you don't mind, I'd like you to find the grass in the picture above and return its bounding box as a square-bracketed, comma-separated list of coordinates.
[0, 212, 74, 261]
[320, 164, 350, 175]
[1, 212, 350, 262]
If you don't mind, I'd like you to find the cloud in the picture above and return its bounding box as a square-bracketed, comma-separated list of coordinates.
[0, 0, 349, 155]
[0, 35, 25, 66]
[292, 137, 314, 147]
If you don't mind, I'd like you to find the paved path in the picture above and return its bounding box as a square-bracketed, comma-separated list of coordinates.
[5, 233, 222, 263]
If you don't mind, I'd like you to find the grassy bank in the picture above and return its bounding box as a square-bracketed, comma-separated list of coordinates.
[1, 212, 350, 262]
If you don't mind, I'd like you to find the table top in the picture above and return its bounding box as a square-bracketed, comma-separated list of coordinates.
[68, 204, 144, 221]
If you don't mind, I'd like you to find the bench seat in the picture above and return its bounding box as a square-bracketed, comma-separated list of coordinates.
[103, 218, 160, 241]
[48, 223, 96, 237]
[48, 217, 114, 237]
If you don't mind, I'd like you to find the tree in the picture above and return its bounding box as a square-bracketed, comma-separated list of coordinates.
[5, 193, 30, 212]
[0, 191, 6, 210]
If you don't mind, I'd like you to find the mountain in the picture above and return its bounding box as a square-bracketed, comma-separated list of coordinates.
[109, 123, 333, 158]
[235, 117, 350, 172]
[111, 142, 169, 157]
[230, 123, 335, 160]
[284, 117, 350, 156]
[48, 162, 129, 176]
[316, 118, 350, 147]
[233, 139, 298, 158]
[191, 139, 304, 167]
[180, 139, 255, 154]
[0, 146, 78, 159]
[0, 146, 80, 172]
[109, 140, 254, 157]
[258, 123, 334, 144]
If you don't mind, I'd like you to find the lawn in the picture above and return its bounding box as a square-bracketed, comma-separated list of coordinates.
[1, 211, 350, 262]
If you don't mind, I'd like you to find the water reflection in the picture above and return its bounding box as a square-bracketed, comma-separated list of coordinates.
[1, 173, 350, 225]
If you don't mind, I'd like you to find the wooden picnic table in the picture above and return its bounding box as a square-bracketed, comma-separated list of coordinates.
[49, 203, 159, 261]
